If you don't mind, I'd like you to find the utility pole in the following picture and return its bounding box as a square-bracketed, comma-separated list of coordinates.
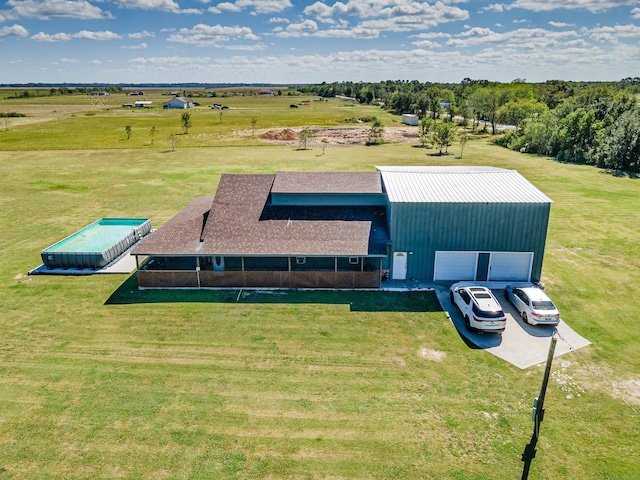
[521, 332, 558, 480]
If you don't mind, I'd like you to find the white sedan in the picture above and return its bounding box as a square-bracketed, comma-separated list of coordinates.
[504, 285, 560, 326]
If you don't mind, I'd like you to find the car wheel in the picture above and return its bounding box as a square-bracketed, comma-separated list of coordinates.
[504, 290, 509, 300]
[521, 311, 530, 325]
[464, 315, 472, 331]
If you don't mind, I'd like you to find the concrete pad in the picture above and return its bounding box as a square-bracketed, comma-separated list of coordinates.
[433, 284, 591, 369]
[29, 253, 139, 276]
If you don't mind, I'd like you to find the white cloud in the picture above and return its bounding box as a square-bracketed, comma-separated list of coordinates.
[215, 2, 242, 12]
[111, 0, 180, 10]
[124, 42, 148, 48]
[274, 19, 318, 37]
[587, 24, 640, 43]
[410, 31, 451, 39]
[268, 16, 289, 23]
[32, 31, 72, 41]
[5, 0, 111, 20]
[212, 0, 292, 14]
[32, 29, 122, 41]
[167, 23, 260, 46]
[549, 21, 574, 27]
[130, 55, 212, 64]
[448, 27, 578, 48]
[129, 30, 156, 39]
[74, 30, 123, 40]
[508, 0, 637, 13]
[633, 7, 640, 18]
[481, 3, 505, 12]
[0, 24, 29, 38]
[411, 39, 441, 48]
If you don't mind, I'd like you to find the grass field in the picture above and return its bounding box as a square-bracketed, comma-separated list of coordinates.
[0, 93, 639, 479]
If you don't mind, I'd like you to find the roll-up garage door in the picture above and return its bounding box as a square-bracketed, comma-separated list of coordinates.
[433, 251, 478, 281]
[488, 252, 533, 281]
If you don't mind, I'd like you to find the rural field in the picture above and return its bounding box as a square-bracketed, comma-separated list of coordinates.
[0, 90, 639, 479]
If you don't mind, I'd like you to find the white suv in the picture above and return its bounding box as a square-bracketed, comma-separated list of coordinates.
[449, 283, 507, 333]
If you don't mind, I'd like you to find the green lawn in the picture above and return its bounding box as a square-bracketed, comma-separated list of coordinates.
[0, 95, 638, 479]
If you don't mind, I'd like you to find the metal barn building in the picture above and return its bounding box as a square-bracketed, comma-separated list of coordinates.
[378, 166, 552, 284]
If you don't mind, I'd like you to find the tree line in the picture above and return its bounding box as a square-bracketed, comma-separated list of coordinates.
[299, 79, 640, 173]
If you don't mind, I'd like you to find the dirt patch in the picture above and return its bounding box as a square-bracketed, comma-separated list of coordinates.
[257, 126, 420, 146]
[259, 128, 298, 141]
[418, 347, 446, 362]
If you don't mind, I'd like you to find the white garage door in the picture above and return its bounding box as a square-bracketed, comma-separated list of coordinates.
[434, 251, 478, 281]
[488, 252, 533, 281]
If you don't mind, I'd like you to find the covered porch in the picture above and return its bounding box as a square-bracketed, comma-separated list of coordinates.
[136, 255, 387, 289]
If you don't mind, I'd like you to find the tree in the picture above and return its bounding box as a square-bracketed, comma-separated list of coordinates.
[149, 126, 157, 145]
[367, 118, 384, 145]
[169, 134, 177, 151]
[298, 128, 315, 149]
[418, 117, 434, 147]
[597, 105, 640, 172]
[251, 117, 258, 137]
[125, 125, 132, 140]
[497, 99, 548, 130]
[459, 129, 469, 158]
[321, 137, 328, 155]
[424, 86, 442, 119]
[433, 122, 455, 154]
[181, 112, 192, 134]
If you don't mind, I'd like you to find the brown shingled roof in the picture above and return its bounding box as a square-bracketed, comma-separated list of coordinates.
[271, 171, 382, 194]
[133, 172, 389, 257]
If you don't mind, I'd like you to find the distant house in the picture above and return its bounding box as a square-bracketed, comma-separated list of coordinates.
[89, 91, 110, 96]
[134, 101, 153, 108]
[402, 114, 419, 126]
[165, 97, 194, 109]
[258, 89, 275, 95]
[130, 91, 145, 96]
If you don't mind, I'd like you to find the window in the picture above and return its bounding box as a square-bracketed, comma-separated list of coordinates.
[349, 257, 359, 265]
[296, 257, 306, 265]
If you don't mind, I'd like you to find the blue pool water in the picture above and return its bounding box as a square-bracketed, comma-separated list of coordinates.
[45, 219, 146, 253]
[41, 218, 151, 269]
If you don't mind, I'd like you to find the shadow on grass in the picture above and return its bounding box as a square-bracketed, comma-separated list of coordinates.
[105, 274, 442, 313]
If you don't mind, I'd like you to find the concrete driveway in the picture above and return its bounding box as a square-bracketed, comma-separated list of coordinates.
[433, 284, 591, 369]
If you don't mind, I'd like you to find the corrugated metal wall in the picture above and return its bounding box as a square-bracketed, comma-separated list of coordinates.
[389, 202, 550, 282]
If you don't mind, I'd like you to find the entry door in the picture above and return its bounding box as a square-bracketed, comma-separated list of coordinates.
[392, 252, 408, 280]
[476, 253, 490, 281]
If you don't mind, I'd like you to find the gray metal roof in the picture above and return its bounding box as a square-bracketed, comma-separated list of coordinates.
[376, 166, 553, 204]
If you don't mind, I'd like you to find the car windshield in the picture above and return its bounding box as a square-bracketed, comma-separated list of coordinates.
[473, 304, 504, 318]
[532, 300, 556, 310]
[473, 293, 492, 299]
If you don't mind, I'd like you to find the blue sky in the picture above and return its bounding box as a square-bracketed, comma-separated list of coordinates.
[1, 0, 639, 84]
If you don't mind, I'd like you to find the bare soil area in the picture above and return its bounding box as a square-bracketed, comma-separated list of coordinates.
[259, 126, 420, 146]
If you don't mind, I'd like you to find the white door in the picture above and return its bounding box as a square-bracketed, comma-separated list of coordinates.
[392, 252, 408, 280]
[488, 252, 533, 281]
[433, 251, 478, 281]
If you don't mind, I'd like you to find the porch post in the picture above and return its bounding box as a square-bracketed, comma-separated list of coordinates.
[196, 256, 201, 289]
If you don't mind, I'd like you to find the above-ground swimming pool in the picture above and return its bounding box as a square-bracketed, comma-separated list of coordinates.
[41, 218, 151, 269]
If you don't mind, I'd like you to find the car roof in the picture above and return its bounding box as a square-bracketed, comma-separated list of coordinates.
[517, 287, 552, 301]
[464, 287, 502, 310]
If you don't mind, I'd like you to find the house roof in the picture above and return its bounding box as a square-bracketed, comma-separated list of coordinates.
[132, 173, 389, 257]
[271, 171, 382, 194]
[376, 166, 553, 204]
